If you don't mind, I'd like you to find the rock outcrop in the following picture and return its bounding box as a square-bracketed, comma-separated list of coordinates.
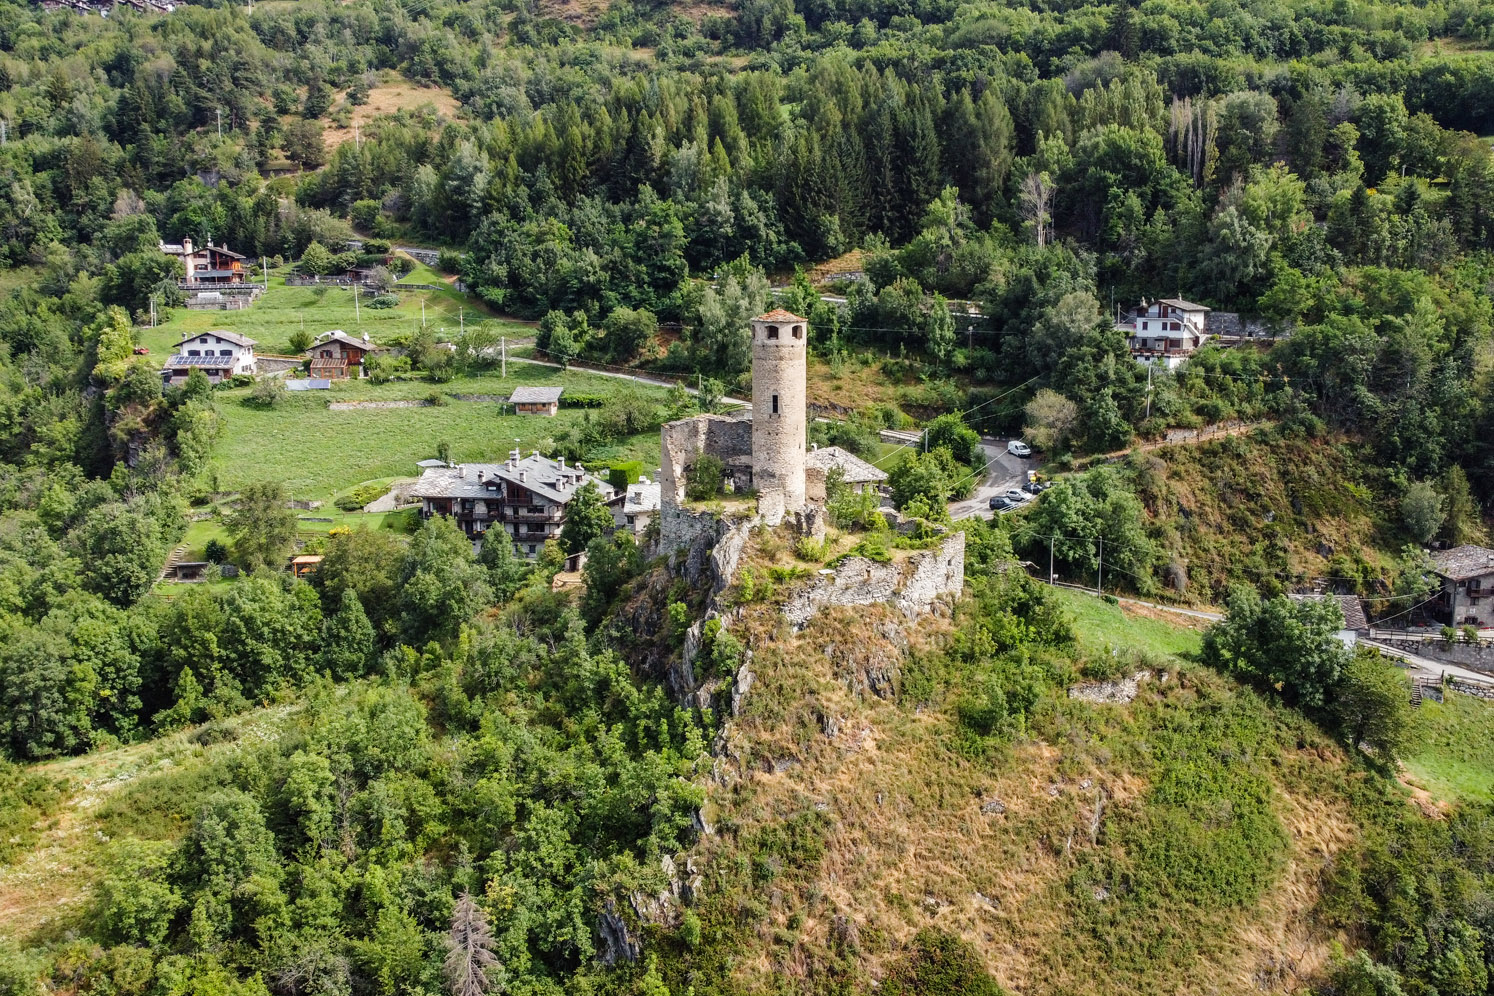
[782, 531, 966, 631]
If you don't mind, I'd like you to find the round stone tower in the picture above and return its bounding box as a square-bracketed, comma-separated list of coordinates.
[751, 308, 808, 522]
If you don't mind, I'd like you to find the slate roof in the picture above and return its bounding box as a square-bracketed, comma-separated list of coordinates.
[1431, 545, 1494, 581]
[509, 386, 564, 405]
[1338, 594, 1369, 631]
[1158, 298, 1211, 311]
[409, 453, 614, 506]
[173, 329, 256, 349]
[623, 481, 661, 515]
[757, 308, 806, 323]
[806, 445, 889, 484]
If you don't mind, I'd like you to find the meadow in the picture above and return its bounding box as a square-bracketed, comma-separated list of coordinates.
[1403, 690, 1494, 803]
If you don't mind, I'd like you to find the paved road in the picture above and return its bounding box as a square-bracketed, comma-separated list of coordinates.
[950, 438, 1032, 520]
[503, 354, 752, 408]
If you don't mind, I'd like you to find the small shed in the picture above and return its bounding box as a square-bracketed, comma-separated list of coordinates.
[174, 562, 210, 582]
[290, 555, 324, 579]
[509, 386, 564, 417]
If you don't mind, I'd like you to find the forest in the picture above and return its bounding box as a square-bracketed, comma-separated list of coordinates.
[2, 0, 1494, 990]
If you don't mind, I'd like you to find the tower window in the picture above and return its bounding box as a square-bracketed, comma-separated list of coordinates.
[771, 393, 779, 415]
[793, 325, 803, 339]
[767, 325, 779, 339]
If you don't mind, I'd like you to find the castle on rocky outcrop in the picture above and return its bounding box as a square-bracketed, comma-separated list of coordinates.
[660, 309, 812, 525]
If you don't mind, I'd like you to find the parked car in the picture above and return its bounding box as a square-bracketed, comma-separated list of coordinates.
[132, 346, 150, 355]
[989, 495, 1019, 511]
[1022, 480, 1049, 494]
[1002, 488, 1030, 503]
[1007, 440, 1032, 457]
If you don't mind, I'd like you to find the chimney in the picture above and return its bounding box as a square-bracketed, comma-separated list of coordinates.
[182, 236, 193, 256]
[520, 470, 527, 483]
[558, 456, 565, 469]
[459, 466, 466, 479]
[811, 442, 818, 450]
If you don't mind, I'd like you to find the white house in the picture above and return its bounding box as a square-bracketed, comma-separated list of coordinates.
[615, 478, 661, 535]
[1116, 298, 1211, 369]
[161, 330, 258, 385]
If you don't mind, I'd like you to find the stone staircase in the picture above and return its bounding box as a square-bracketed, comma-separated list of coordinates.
[158, 543, 189, 583]
[1410, 677, 1424, 707]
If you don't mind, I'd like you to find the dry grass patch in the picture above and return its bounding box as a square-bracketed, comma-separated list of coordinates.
[323, 81, 462, 150]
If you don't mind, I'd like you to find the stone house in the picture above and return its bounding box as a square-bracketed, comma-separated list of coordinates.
[1116, 298, 1210, 369]
[307, 330, 382, 379]
[161, 330, 257, 385]
[509, 386, 564, 416]
[409, 450, 617, 559]
[1432, 545, 1494, 628]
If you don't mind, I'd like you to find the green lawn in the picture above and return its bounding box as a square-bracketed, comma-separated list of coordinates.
[1403, 690, 1494, 803]
[142, 270, 530, 358]
[211, 366, 668, 500]
[1052, 586, 1205, 658]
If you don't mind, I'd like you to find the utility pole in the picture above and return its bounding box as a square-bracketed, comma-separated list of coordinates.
[262, 256, 268, 290]
[216, 108, 222, 139]
[500, 335, 506, 378]
[1143, 362, 1154, 420]
[459, 307, 463, 334]
[421, 299, 426, 327]
[354, 283, 360, 323]
[149, 294, 155, 328]
[1049, 535, 1055, 585]
[1097, 537, 1104, 595]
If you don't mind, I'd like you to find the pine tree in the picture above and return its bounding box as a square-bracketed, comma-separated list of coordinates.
[445, 893, 501, 996]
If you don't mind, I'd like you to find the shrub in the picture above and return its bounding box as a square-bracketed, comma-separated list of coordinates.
[335, 482, 389, 511]
[685, 454, 725, 501]
[250, 376, 286, 408]
[880, 931, 1004, 996]
[365, 294, 399, 309]
[204, 539, 228, 564]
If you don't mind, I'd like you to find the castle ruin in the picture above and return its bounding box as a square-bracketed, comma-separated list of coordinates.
[660, 309, 812, 526]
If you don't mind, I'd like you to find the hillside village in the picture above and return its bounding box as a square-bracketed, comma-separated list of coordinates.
[7, 0, 1494, 994]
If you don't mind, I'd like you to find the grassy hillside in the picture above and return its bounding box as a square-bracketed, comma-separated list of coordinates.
[637, 539, 1363, 995]
[1126, 432, 1395, 599]
[1403, 690, 1494, 804]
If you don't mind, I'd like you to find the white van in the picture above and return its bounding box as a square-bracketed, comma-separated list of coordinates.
[1007, 440, 1032, 457]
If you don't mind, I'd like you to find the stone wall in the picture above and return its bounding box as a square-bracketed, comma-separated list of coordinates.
[1374, 637, 1494, 673]
[781, 531, 966, 630]
[659, 414, 753, 506]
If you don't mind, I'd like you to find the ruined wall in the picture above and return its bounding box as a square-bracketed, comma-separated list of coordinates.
[659, 414, 754, 506]
[781, 531, 966, 630]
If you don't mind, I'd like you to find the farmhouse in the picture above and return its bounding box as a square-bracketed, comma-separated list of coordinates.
[159, 236, 250, 285]
[1431, 545, 1494, 629]
[409, 451, 617, 558]
[1116, 297, 1211, 369]
[161, 330, 257, 385]
[509, 386, 563, 416]
[307, 330, 382, 379]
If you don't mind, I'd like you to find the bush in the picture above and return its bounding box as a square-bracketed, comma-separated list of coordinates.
[250, 377, 286, 408]
[204, 539, 228, 564]
[335, 482, 390, 511]
[366, 294, 399, 309]
[880, 931, 1004, 996]
[685, 454, 725, 501]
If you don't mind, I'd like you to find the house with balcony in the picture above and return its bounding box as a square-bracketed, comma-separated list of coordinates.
[409, 451, 617, 558]
[1116, 298, 1211, 369]
[159, 236, 250, 285]
[1431, 545, 1494, 629]
[307, 330, 382, 379]
[160, 330, 257, 385]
